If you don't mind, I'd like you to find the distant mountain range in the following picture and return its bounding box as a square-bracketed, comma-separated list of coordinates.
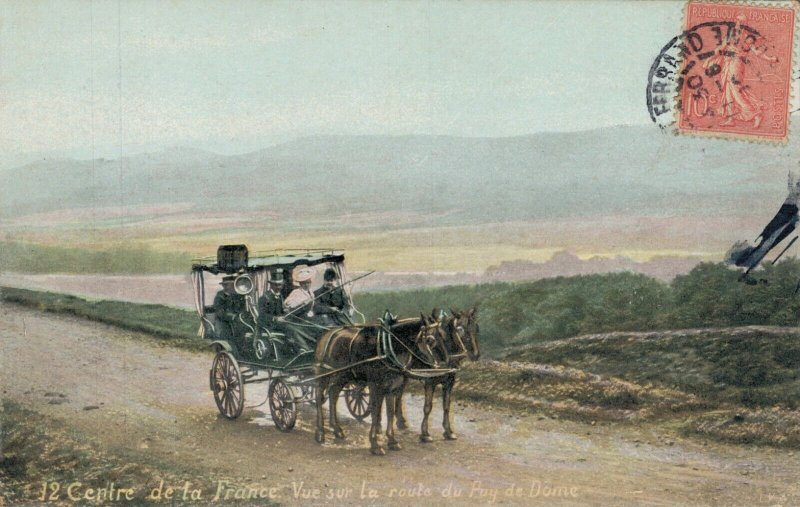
[2, 124, 797, 228]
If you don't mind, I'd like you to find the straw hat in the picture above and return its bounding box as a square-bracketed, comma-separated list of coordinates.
[293, 265, 314, 283]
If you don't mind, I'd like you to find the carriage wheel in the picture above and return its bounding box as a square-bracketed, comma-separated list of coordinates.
[269, 379, 297, 432]
[344, 383, 371, 421]
[211, 351, 244, 420]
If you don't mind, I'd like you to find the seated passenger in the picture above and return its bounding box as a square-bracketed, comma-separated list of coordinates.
[257, 269, 284, 327]
[284, 265, 315, 315]
[213, 276, 248, 343]
[281, 265, 317, 352]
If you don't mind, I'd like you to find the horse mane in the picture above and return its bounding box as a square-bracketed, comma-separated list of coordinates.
[390, 317, 422, 334]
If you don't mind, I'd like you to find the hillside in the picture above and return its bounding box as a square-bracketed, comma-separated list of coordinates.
[499, 325, 800, 448]
[3, 125, 798, 226]
[502, 326, 800, 409]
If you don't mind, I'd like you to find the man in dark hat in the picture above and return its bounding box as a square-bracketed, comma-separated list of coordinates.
[213, 276, 248, 342]
[313, 267, 351, 326]
[257, 269, 285, 327]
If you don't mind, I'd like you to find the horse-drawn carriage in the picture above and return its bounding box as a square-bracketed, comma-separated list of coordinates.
[191, 245, 371, 428]
[191, 245, 480, 454]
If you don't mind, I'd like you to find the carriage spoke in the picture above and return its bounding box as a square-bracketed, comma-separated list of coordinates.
[223, 390, 232, 416]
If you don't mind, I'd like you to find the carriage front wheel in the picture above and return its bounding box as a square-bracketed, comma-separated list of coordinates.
[344, 383, 371, 421]
[269, 379, 297, 432]
[210, 351, 244, 420]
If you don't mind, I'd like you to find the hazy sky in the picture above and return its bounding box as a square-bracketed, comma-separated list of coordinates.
[2, 1, 684, 164]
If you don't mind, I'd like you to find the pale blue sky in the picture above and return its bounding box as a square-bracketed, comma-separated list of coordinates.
[1, 0, 684, 165]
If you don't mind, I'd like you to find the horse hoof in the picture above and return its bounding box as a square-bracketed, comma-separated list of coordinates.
[396, 420, 408, 430]
[388, 441, 403, 451]
[315, 434, 325, 444]
[444, 432, 458, 441]
[420, 435, 433, 443]
[371, 446, 386, 456]
[334, 432, 347, 441]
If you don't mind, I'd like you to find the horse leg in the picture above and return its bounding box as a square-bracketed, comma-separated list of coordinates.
[395, 378, 408, 430]
[315, 378, 328, 444]
[442, 375, 457, 440]
[369, 384, 386, 456]
[329, 379, 347, 441]
[385, 390, 402, 451]
[420, 381, 435, 443]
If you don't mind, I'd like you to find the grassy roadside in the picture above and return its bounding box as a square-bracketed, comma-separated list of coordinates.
[0, 400, 275, 506]
[502, 328, 800, 448]
[0, 286, 206, 353]
[4, 286, 800, 449]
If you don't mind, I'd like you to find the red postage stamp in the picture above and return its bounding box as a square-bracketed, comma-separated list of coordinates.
[678, 1, 796, 141]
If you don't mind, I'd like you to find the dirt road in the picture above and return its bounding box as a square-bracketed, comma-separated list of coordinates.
[2, 301, 799, 506]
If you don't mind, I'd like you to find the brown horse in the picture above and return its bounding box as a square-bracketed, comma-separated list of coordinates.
[314, 315, 442, 455]
[394, 308, 480, 442]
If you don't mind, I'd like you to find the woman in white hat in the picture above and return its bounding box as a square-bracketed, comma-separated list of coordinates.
[284, 265, 316, 315]
[281, 265, 318, 352]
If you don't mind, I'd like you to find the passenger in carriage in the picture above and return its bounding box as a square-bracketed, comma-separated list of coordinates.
[313, 267, 350, 326]
[213, 276, 248, 341]
[257, 269, 284, 326]
[284, 266, 315, 314]
[281, 265, 317, 351]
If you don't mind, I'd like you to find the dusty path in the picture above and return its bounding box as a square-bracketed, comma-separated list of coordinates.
[2, 302, 800, 506]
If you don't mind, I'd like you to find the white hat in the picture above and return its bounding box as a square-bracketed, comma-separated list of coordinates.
[294, 265, 314, 283]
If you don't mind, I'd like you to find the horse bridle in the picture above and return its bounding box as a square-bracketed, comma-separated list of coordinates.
[411, 321, 442, 368]
[377, 319, 443, 371]
[438, 317, 468, 364]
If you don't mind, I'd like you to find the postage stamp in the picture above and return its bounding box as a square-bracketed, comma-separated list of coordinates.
[677, 1, 796, 141]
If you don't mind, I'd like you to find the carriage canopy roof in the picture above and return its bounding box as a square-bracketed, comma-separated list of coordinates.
[191, 249, 345, 274]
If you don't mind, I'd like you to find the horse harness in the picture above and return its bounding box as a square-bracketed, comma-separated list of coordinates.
[314, 320, 456, 381]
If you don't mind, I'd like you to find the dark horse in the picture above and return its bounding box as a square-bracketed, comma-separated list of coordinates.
[314, 315, 442, 455]
[395, 308, 480, 442]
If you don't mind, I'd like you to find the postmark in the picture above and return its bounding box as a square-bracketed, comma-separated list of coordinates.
[647, 1, 796, 141]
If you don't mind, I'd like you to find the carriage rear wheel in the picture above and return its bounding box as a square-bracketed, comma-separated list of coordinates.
[344, 383, 371, 421]
[211, 351, 244, 420]
[269, 379, 297, 432]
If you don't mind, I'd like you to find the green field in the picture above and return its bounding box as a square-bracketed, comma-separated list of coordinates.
[0, 241, 191, 274]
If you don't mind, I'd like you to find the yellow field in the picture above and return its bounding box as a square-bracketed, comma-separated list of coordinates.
[5, 215, 725, 272]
